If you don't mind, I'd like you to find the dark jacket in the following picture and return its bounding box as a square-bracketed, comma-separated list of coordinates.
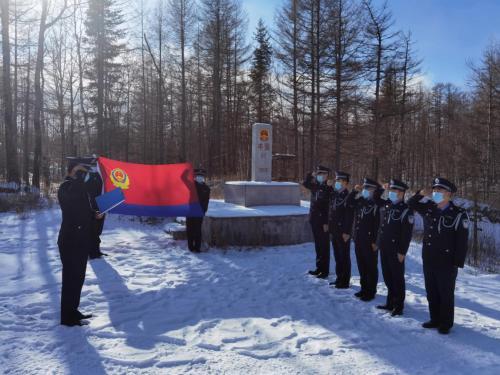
[328, 188, 354, 235]
[85, 171, 103, 210]
[57, 177, 95, 250]
[303, 173, 330, 225]
[375, 198, 414, 255]
[195, 181, 211, 214]
[408, 193, 469, 268]
[348, 189, 381, 245]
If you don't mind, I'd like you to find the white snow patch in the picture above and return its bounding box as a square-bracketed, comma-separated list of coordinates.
[225, 181, 299, 186]
[206, 199, 309, 218]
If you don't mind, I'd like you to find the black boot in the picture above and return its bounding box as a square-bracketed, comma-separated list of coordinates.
[335, 283, 349, 289]
[422, 321, 439, 329]
[316, 272, 329, 279]
[308, 269, 320, 276]
[438, 326, 451, 335]
[376, 304, 393, 311]
[354, 291, 364, 298]
[360, 295, 375, 302]
[391, 308, 403, 317]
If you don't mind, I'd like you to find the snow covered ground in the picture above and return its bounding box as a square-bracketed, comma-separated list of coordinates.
[1, 208, 499, 374]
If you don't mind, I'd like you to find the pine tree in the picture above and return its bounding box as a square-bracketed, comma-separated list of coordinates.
[249, 19, 273, 123]
[85, 0, 124, 155]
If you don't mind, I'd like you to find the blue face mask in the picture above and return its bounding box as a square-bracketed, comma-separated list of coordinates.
[335, 181, 343, 191]
[316, 175, 325, 184]
[388, 191, 400, 203]
[432, 191, 445, 204]
[361, 189, 372, 199]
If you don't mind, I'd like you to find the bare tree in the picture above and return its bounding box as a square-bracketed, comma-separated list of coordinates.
[1, 0, 20, 183]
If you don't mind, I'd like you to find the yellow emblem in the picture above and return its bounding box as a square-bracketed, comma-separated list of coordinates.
[260, 129, 269, 142]
[110, 168, 130, 190]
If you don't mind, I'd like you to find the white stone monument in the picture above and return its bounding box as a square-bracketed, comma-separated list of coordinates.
[251, 123, 272, 182]
[223, 123, 300, 207]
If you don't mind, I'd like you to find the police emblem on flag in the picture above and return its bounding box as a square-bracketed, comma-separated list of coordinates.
[110, 168, 130, 190]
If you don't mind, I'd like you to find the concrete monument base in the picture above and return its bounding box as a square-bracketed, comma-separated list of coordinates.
[202, 200, 312, 247]
[224, 181, 301, 207]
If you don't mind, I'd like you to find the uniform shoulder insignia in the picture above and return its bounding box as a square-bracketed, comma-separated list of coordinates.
[408, 214, 414, 224]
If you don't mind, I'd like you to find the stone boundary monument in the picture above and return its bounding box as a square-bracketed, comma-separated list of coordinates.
[224, 123, 301, 207]
[201, 123, 311, 247]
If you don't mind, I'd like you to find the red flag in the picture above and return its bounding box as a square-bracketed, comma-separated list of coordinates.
[97, 157, 203, 217]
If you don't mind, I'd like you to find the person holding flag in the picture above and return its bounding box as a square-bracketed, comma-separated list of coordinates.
[57, 157, 103, 326]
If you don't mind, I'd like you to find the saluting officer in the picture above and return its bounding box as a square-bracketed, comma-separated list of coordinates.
[303, 165, 331, 279]
[408, 177, 469, 334]
[57, 158, 102, 326]
[375, 179, 414, 316]
[348, 178, 383, 301]
[328, 171, 354, 289]
[186, 168, 211, 252]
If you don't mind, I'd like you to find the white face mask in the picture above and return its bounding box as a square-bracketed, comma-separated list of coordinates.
[195, 176, 205, 183]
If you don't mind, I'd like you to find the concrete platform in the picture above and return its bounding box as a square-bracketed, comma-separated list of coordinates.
[202, 200, 312, 247]
[223, 181, 301, 207]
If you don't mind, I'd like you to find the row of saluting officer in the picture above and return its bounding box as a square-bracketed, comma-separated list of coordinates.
[304, 166, 469, 335]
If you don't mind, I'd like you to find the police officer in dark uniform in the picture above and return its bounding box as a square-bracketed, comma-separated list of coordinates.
[186, 168, 211, 252]
[408, 177, 469, 334]
[328, 171, 354, 288]
[375, 179, 414, 316]
[57, 159, 102, 326]
[84, 157, 107, 259]
[348, 178, 383, 301]
[303, 165, 331, 279]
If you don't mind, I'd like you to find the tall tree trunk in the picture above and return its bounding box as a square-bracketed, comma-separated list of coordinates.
[32, 0, 49, 188]
[157, 12, 164, 163]
[372, 34, 382, 179]
[292, 0, 299, 180]
[141, 0, 147, 161]
[334, 0, 342, 170]
[74, 0, 89, 153]
[22, 46, 31, 184]
[1, 0, 20, 183]
[96, 0, 105, 154]
[180, 0, 187, 161]
[309, 1, 316, 170]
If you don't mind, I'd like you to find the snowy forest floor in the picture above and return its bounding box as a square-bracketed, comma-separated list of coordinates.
[0, 208, 499, 374]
